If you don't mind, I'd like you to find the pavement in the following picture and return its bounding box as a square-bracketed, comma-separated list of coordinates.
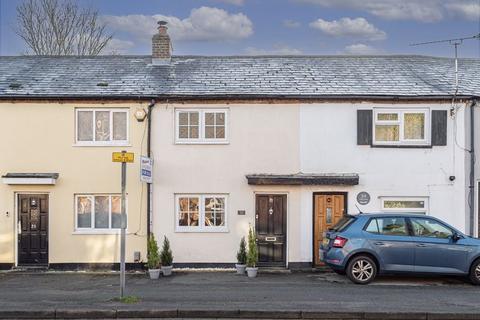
[0, 270, 479, 319]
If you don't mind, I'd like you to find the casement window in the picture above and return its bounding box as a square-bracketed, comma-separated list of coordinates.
[75, 195, 126, 231]
[381, 197, 428, 214]
[373, 109, 429, 145]
[357, 109, 447, 147]
[76, 109, 129, 145]
[175, 109, 228, 143]
[175, 194, 228, 232]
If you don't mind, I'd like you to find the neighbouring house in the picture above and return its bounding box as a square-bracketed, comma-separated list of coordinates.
[1, 22, 479, 270]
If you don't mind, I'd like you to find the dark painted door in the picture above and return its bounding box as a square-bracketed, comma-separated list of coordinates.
[256, 194, 287, 267]
[18, 194, 49, 265]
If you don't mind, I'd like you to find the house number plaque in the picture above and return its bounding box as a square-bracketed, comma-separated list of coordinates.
[357, 192, 371, 205]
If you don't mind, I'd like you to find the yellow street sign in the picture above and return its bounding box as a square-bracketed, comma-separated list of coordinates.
[112, 152, 134, 163]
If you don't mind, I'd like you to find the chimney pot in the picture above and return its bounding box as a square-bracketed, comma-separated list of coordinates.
[152, 20, 171, 64]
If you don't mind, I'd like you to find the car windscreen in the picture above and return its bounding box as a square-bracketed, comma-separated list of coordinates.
[329, 215, 356, 232]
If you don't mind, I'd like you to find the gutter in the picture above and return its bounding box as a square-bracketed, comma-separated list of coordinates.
[469, 99, 477, 236]
[146, 99, 156, 238]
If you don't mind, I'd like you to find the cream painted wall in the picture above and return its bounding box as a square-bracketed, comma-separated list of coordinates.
[151, 104, 300, 264]
[0, 102, 148, 265]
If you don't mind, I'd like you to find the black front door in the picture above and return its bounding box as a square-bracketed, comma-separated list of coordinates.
[18, 194, 49, 265]
[255, 194, 287, 267]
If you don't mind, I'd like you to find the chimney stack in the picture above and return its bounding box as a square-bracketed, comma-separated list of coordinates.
[152, 21, 171, 64]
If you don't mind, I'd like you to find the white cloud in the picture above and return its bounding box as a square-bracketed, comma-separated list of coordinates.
[213, 0, 245, 5]
[445, 1, 480, 21]
[296, 0, 446, 22]
[343, 43, 381, 55]
[245, 44, 303, 55]
[102, 6, 253, 42]
[283, 20, 301, 28]
[309, 17, 386, 41]
[102, 38, 135, 55]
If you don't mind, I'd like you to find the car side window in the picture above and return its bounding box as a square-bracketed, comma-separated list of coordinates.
[410, 218, 453, 239]
[365, 217, 409, 236]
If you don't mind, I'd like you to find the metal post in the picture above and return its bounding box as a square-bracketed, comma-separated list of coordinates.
[120, 151, 127, 298]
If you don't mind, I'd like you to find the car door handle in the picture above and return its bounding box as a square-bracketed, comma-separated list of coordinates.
[373, 242, 385, 246]
[416, 243, 428, 247]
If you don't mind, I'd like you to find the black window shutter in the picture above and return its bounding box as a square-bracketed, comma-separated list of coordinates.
[431, 110, 447, 146]
[357, 110, 373, 145]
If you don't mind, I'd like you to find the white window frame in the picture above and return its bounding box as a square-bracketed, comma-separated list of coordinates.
[75, 108, 130, 146]
[175, 194, 228, 232]
[373, 109, 430, 146]
[175, 109, 229, 144]
[74, 194, 128, 234]
[381, 197, 429, 214]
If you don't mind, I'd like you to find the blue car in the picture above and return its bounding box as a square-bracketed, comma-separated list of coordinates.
[320, 213, 480, 285]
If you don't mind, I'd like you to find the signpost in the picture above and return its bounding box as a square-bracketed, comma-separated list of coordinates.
[112, 151, 134, 298]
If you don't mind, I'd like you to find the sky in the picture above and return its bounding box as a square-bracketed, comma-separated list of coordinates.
[0, 0, 480, 58]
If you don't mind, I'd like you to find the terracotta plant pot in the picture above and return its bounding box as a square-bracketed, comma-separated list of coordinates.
[161, 265, 173, 276]
[235, 264, 246, 274]
[148, 269, 161, 279]
[246, 267, 258, 278]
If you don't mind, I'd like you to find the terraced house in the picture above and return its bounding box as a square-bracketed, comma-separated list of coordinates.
[0, 22, 479, 270]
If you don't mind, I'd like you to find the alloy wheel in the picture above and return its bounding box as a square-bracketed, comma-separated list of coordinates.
[475, 265, 480, 280]
[351, 259, 374, 282]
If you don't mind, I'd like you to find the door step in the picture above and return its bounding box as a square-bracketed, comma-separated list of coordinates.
[258, 267, 291, 274]
[12, 265, 48, 272]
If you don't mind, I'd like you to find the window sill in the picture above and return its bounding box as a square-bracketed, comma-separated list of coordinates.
[371, 144, 432, 149]
[174, 141, 230, 145]
[72, 230, 124, 235]
[175, 228, 229, 233]
[72, 143, 131, 147]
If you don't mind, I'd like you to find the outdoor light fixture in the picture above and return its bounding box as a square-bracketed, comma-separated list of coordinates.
[134, 108, 147, 122]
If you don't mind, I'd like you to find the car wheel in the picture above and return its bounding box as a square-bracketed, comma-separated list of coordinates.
[469, 259, 480, 285]
[346, 255, 377, 285]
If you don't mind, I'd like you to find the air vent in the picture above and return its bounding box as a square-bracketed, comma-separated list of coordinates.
[97, 82, 109, 87]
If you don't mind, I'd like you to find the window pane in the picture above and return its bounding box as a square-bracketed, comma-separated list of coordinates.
[189, 112, 199, 125]
[112, 112, 127, 141]
[94, 196, 109, 228]
[77, 111, 93, 141]
[377, 113, 398, 121]
[216, 126, 225, 139]
[111, 196, 122, 229]
[365, 219, 379, 233]
[216, 113, 225, 125]
[384, 200, 425, 209]
[95, 111, 110, 141]
[404, 113, 425, 140]
[178, 197, 199, 227]
[179, 126, 188, 139]
[205, 126, 215, 139]
[377, 217, 408, 236]
[179, 112, 188, 125]
[205, 113, 215, 125]
[77, 196, 92, 228]
[204, 197, 225, 227]
[411, 218, 453, 238]
[190, 126, 199, 139]
[375, 125, 399, 141]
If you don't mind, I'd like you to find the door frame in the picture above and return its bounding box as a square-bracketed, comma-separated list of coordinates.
[253, 191, 289, 268]
[14, 192, 50, 266]
[312, 192, 348, 267]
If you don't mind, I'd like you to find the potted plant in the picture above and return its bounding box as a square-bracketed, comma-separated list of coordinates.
[160, 236, 174, 276]
[147, 233, 160, 279]
[246, 226, 258, 278]
[235, 236, 247, 274]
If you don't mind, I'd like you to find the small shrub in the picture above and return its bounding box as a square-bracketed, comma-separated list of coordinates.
[246, 226, 258, 268]
[113, 295, 140, 304]
[160, 236, 173, 266]
[147, 233, 160, 269]
[236, 236, 247, 265]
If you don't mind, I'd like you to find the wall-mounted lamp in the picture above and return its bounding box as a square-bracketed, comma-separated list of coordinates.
[134, 108, 147, 122]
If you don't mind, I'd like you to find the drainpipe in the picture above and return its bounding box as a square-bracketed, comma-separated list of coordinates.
[146, 99, 156, 237]
[469, 99, 477, 236]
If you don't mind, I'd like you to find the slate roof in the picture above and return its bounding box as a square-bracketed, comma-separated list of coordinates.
[0, 55, 479, 99]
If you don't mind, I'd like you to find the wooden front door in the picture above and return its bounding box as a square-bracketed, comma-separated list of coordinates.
[313, 193, 346, 266]
[18, 194, 49, 265]
[256, 194, 287, 267]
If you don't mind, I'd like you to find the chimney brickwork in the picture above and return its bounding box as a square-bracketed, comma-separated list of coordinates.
[152, 21, 171, 63]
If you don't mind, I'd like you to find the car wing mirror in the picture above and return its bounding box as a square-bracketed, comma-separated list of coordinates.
[452, 233, 462, 242]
